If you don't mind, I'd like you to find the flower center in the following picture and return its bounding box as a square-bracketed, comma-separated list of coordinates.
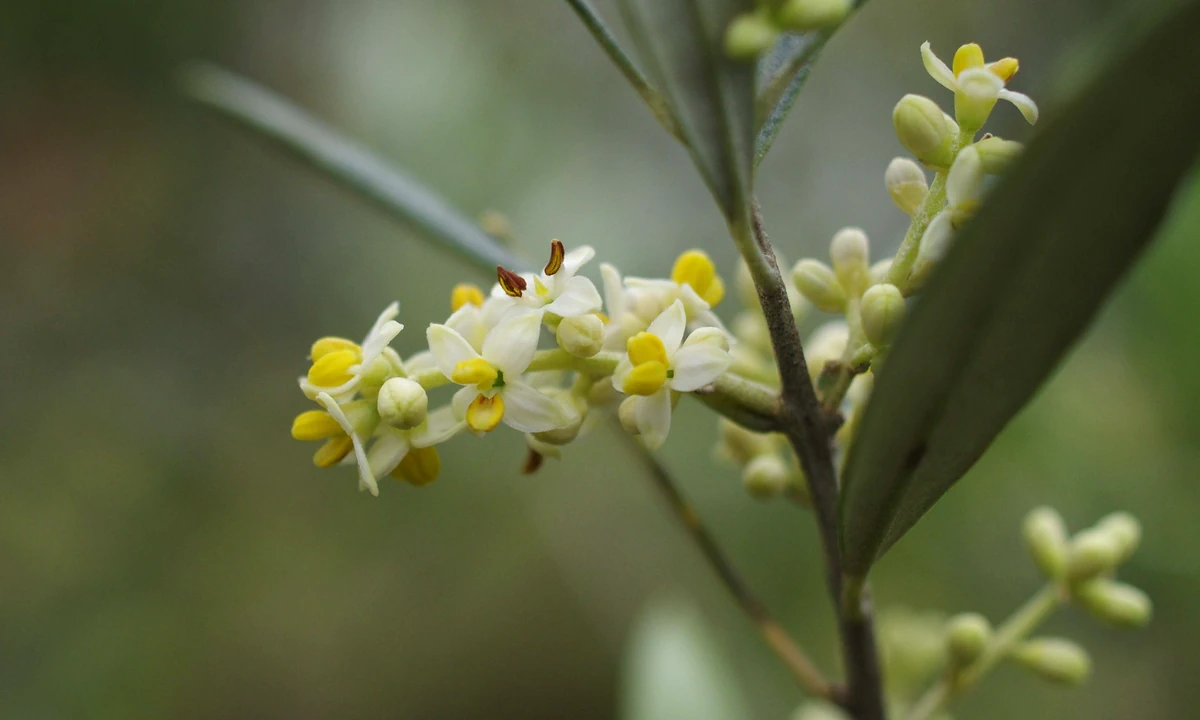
[451, 358, 499, 390]
[624, 332, 670, 396]
[466, 394, 505, 432]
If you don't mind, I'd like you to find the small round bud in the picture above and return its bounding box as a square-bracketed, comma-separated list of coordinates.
[587, 379, 616, 406]
[829, 227, 870, 289]
[974, 136, 1023, 174]
[717, 418, 777, 466]
[954, 68, 1003, 134]
[556, 314, 605, 358]
[1096, 512, 1142, 564]
[1073, 579, 1152, 628]
[724, 11, 779, 60]
[376, 377, 428, 430]
[945, 612, 992, 666]
[533, 411, 584, 446]
[860, 283, 906, 348]
[619, 396, 641, 436]
[742, 454, 792, 499]
[869, 259, 893, 286]
[1013, 638, 1092, 685]
[805, 321, 850, 381]
[946, 146, 985, 226]
[791, 259, 846, 312]
[778, 0, 851, 31]
[1023, 506, 1069, 580]
[893, 94, 956, 168]
[1066, 529, 1122, 584]
[885, 157, 929, 215]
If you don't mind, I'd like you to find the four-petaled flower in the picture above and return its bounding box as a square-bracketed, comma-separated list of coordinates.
[299, 302, 404, 402]
[493, 240, 603, 320]
[921, 41, 1038, 128]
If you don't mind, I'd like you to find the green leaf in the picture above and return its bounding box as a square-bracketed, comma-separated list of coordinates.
[754, 32, 822, 168]
[179, 63, 521, 277]
[618, 0, 757, 221]
[620, 599, 753, 720]
[839, 0, 1200, 577]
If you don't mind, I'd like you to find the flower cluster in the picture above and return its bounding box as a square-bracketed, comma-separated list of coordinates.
[291, 242, 735, 495]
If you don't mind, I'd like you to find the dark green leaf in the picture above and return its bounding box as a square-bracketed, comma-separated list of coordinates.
[839, 0, 1200, 576]
[754, 32, 821, 167]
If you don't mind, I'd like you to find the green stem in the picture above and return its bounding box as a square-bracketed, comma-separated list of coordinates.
[886, 170, 947, 291]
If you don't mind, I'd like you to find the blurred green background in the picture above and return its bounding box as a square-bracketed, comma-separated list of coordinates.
[2, 1, 1197, 718]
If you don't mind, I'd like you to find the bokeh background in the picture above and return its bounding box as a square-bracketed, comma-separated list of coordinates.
[2, 1, 1197, 718]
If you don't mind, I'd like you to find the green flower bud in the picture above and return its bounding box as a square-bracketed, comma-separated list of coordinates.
[893, 94, 955, 168]
[778, 0, 851, 30]
[724, 12, 779, 61]
[1023, 506, 1069, 580]
[955, 68, 1003, 134]
[716, 417, 777, 466]
[1073, 578, 1152, 628]
[792, 259, 847, 312]
[860, 283, 906, 348]
[1096, 512, 1142, 564]
[974, 135, 1024, 174]
[618, 396, 640, 436]
[869, 259, 893, 286]
[587, 379, 616, 406]
[1067, 529, 1122, 584]
[830, 227, 871, 296]
[885, 157, 929, 215]
[376, 377, 428, 430]
[945, 612, 992, 666]
[742, 454, 792, 499]
[556, 314, 604, 358]
[1012, 638, 1092, 685]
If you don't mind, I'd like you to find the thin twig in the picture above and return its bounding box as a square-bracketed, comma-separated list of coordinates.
[615, 421, 834, 701]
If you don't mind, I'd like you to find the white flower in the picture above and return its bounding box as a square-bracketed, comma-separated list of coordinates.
[921, 41, 1038, 127]
[612, 300, 733, 449]
[300, 302, 404, 402]
[600, 262, 664, 350]
[909, 145, 987, 290]
[491, 240, 602, 319]
[427, 309, 578, 434]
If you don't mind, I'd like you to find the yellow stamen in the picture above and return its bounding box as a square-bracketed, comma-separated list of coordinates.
[544, 239, 565, 275]
[393, 446, 442, 486]
[451, 358, 499, 389]
[988, 57, 1019, 82]
[313, 435, 353, 468]
[622, 361, 668, 396]
[952, 43, 985, 76]
[310, 337, 361, 362]
[627, 332, 668, 367]
[450, 283, 485, 311]
[291, 410, 344, 441]
[701, 274, 725, 307]
[671, 249, 723, 307]
[466, 394, 506, 432]
[307, 349, 359, 387]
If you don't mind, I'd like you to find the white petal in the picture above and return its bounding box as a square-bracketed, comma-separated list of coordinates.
[446, 304, 488, 351]
[501, 380, 577, 433]
[683, 326, 731, 352]
[366, 429, 411, 479]
[526, 433, 563, 459]
[917, 211, 955, 265]
[403, 350, 437, 375]
[427, 324, 482, 381]
[543, 276, 602, 317]
[611, 356, 635, 393]
[451, 385, 478, 420]
[409, 406, 465, 447]
[999, 89, 1039, 124]
[635, 389, 673, 450]
[946, 145, 985, 209]
[647, 300, 687, 357]
[921, 41, 957, 91]
[600, 262, 626, 316]
[670, 342, 733, 392]
[361, 320, 403, 368]
[562, 245, 595, 275]
[624, 277, 678, 292]
[317, 392, 378, 496]
[482, 309, 542, 376]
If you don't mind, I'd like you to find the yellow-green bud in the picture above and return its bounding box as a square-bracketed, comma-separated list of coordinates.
[717, 418, 776, 465]
[974, 136, 1023, 174]
[1096, 512, 1142, 564]
[1066, 529, 1122, 584]
[955, 68, 1003, 134]
[619, 396, 640, 435]
[945, 612, 992, 666]
[556, 314, 604, 358]
[376, 377, 428, 430]
[830, 227, 871, 296]
[869, 259, 893, 286]
[1073, 579, 1152, 628]
[893, 94, 955, 168]
[724, 12, 779, 61]
[860, 283, 906, 348]
[885, 157, 929, 215]
[1023, 506, 1069, 580]
[742, 454, 792, 499]
[588, 379, 616, 406]
[1013, 638, 1092, 685]
[533, 393, 585, 445]
[791, 259, 846, 312]
[778, 0, 851, 30]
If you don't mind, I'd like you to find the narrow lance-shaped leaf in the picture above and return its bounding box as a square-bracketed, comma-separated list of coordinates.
[839, 0, 1200, 577]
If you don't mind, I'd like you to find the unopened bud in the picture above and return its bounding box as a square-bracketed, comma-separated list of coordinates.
[1013, 638, 1091, 685]
[974, 136, 1023, 174]
[893, 94, 955, 168]
[1023, 506, 1069, 580]
[742, 454, 792, 499]
[869, 259, 893, 286]
[1066, 529, 1122, 584]
[619, 396, 640, 436]
[860, 283, 906, 348]
[830, 227, 870, 296]
[885, 157, 929, 215]
[588, 379, 616, 406]
[1096, 512, 1142, 564]
[1073, 578, 1152, 628]
[945, 613, 992, 666]
[533, 411, 584, 446]
[724, 12, 779, 61]
[954, 68, 1003, 134]
[556, 314, 605, 358]
[376, 377, 428, 430]
[907, 211, 954, 292]
[946, 146, 985, 226]
[791, 259, 846, 312]
[778, 0, 851, 30]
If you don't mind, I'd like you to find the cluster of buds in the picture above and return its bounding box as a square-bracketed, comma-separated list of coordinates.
[291, 241, 739, 494]
[724, 0, 853, 59]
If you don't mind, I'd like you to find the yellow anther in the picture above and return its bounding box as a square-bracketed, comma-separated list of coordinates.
[466, 394, 506, 432]
[622, 361, 668, 396]
[307, 349, 359, 387]
[451, 357, 499, 389]
[627, 332, 669, 367]
[450, 283, 485, 311]
[291, 410, 344, 441]
[393, 446, 442, 486]
[534, 275, 550, 298]
[313, 435, 353, 468]
[544, 239, 565, 275]
[671, 249, 722, 305]
[701, 274, 726, 307]
[310, 337, 361, 362]
[952, 43, 985, 76]
[988, 57, 1019, 82]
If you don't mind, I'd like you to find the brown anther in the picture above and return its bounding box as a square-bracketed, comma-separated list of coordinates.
[497, 266, 527, 297]
[522, 448, 545, 474]
[544, 239, 565, 275]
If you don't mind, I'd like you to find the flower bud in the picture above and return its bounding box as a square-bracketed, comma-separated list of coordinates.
[1023, 506, 1069, 580]
[893, 94, 956, 168]
[376, 377, 428, 430]
[1013, 638, 1092, 685]
[946, 146, 985, 226]
[556, 314, 605, 358]
[1073, 579, 1152, 628]
[1066, 528, 1122, 584]
[619, 396, 640, 435]
[533, 411, 584, 446]
[717, 418, 777, 466]
[587, 379, 616, 406]
[792, 259, 846, 312]
[830, 227, 870, 296]
[742, 454, 792, 499]
[954, 68, 1003, 134]
[885, 157, 929, 215]
[974, 136, 1023, 174]
[1096, 512, 1142, 564]
[906, 211, 954, 293]
[869, 259, 893, 286]
[724, 11, 779, 61]
[778, 0, 851, 30]
[945, 613, 992, 666]
[805, 321, 850, 381]
[860, 283, 906, 348]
